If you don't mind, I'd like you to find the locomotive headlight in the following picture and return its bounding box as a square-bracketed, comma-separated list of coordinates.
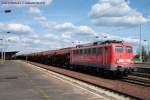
[117, 59, 124, 63]
[126, 59, 131, 62]
[117, 59, 132, 63]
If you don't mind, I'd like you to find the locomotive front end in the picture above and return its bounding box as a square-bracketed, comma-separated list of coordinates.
[111, 43, 135, 74]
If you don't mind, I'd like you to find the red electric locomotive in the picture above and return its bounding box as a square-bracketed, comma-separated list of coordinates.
[70, 40, 134, 75]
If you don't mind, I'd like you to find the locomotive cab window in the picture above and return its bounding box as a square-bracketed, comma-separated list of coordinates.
[126, 47, 132, 53]
[115, 46, 123, 53]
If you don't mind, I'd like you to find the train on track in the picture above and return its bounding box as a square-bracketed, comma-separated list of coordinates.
[17, 40, 135, 77]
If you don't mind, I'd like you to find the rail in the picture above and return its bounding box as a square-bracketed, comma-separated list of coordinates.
[134, 62, 150, 65]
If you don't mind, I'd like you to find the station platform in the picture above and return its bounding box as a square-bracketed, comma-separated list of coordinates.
[0, 60, 108, 100]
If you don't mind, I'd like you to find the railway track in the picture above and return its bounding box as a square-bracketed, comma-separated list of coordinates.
[130, 72, 150, 78]
[121, 75, 150, 87]
[24, 60, 150, 100]
[121, 72, 150, 87]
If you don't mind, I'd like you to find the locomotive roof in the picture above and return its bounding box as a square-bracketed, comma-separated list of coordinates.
[73, 40, 132, 50]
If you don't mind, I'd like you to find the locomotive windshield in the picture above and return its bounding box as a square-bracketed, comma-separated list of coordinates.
[115, 46, 123, 53]
[126, 47, 132, 53]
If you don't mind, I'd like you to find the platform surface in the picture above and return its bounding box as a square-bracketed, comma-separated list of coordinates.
[0, 60, 110, 100]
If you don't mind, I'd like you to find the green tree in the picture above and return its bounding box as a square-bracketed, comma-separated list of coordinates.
[135, 46, 148, 62]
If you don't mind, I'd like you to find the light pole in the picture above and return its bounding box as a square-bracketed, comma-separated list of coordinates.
[1, 32, 5, 62]
[78, 41, 80, 45]
[72, 42, 75, 46]
[2, 32, 11, 62]
[3, 33, 5, 61]
[3, 9, 12, 61]
[0, 39, 3, 62]
[144, 40, 148, 62]
[139, 24, 142, 62]
[145, 40, 150, 62]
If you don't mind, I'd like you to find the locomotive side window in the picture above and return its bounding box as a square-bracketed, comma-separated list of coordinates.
[96, 48, 102, 54]
[78, 50, 80, 54]
[76, 50, 79, 55]
[126, 47, 132, 53]
[84, 49, 88, 54]
[115, 46, 123, 53]
[75, 50, 77, 55]
[88, 48, 91, 54]
[92, 48, 97, 54]
[80, 49, 83, 55]
[73, 50, 76, 55]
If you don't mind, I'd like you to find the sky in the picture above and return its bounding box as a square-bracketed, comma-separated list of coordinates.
[0, 0, 150, 54]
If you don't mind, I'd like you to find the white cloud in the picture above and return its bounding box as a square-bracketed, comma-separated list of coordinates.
[43, 33, 59, 40]
[7, 23, 32, 32]
[7, 36, 20, 43]
[21, 37, 34, 43]
[0, 22, 45, 52]
[62, 32, 72, 39]
[0, 23, 33, 34]
[90, 0, 149, 27]
[28, 7, 99, 43]
[54, 22, 76, 31]
[122, 37, 139, 44]
[29, 7, 41, 15]
[77, 26, 96, 36]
